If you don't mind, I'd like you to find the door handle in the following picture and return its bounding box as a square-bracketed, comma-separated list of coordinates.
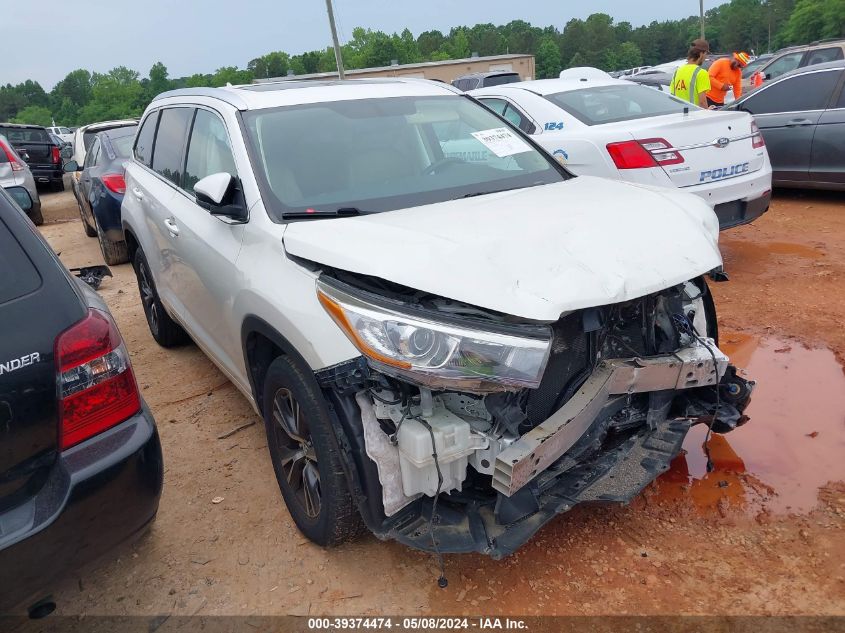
[164, 218, 180, 237]
[132, 187, 144, 200]
[786, 118, 813, 127]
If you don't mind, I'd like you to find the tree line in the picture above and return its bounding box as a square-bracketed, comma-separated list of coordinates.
[2, 0, 842, 128]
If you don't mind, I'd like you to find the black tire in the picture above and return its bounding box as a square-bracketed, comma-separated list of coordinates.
[263, 356, 365, 546]
[96, 220, 129, 265]
[132, 248, 190, 347]
[28, 206, 44, 226]
[79, 201, 97, 237]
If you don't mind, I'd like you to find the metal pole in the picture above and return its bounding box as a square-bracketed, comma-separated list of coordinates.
[324, 0, 345, 79]
[699, 0, 705, 39]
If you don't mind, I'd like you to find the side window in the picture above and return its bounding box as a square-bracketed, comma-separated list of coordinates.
[805, 47, 844, 67]
[184, 109, 237, 194]
[764, 52, 804, 80]
[84, 138, 100, 169]
[503, 105, 536, 134]
[744, 70, 842, 114]
[480, 98, 508, 116]
[134, 111, 158, 167]
[151, 108, 194, 186]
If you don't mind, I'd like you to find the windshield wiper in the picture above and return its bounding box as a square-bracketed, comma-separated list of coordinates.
[281, 207, 362, 220]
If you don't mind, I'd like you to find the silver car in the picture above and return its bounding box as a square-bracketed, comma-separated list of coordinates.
[0, 134, 42, 225]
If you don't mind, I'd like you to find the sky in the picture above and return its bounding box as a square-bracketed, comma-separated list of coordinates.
[4, 0, 725, 89]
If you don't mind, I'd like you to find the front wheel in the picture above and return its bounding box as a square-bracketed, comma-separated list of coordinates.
[263, 356, 365, 546]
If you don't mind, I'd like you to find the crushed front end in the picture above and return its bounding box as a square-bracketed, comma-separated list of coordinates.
[315, 274, 754, 559]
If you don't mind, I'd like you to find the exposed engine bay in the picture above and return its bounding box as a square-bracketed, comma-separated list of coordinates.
[315, 272, 754, 558]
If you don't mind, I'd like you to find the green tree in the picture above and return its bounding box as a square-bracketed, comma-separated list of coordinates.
[10, 104, 53, 127]
[417, 30, 446, 57]
[148, 62, 172, 97]
[449, 28, 471, 58]
[536, 36, 561, 78]
[615, 41, 643, 69]
[209, 66, 254, 87]
[780, 0, 844, 44]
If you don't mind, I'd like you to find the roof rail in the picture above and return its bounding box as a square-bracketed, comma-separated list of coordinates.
[150, 87, 250, 110]
[809, 38, 845, 46]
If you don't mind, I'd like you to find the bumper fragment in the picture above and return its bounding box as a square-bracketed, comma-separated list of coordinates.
[493, 339, 727, 497]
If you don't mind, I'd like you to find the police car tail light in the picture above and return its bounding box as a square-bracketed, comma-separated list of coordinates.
[638, 138, 684, 166]
[55, 309, 141, 450]
[606, 141, 657, 169]
[751, 121, 765, 148]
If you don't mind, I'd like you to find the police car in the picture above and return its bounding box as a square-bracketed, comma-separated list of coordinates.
[470, 73, 773, 229]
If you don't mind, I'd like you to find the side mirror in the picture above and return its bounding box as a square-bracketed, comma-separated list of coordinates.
[4, 186, 33, 211]
[61, 145, 73, 159]
[194, 172, 247, 221]
[63, 160, 80, 173]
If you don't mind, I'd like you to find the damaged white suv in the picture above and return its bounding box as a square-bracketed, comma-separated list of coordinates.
[122, 79, 754, 559]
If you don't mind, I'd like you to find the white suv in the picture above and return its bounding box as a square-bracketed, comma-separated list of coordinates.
[121, 79, 754, 558]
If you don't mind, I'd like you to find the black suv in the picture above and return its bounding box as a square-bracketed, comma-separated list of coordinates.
[0, 124, 65, 191]
[0, 186, 163, 615]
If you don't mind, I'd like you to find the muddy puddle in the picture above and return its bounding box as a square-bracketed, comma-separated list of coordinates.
[720, 239, 828, 277]
[653, 333, 845, 515]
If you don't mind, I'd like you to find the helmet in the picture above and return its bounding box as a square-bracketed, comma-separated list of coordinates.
[733, 52, 751, 67]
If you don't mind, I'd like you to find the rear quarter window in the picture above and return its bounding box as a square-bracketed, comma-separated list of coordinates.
[0, 215, 41, 305]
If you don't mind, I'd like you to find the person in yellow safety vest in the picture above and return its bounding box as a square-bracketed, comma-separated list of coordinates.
[670, 39, 712, 109]
[706, 51, 750, 107]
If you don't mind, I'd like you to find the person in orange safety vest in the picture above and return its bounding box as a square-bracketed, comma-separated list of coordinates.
[706, 52, 751, 107]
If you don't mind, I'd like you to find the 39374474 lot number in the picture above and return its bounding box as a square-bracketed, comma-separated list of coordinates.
[308, 618, 527, 630]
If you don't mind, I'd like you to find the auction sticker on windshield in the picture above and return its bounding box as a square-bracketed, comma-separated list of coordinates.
[470, 127, 532, 158]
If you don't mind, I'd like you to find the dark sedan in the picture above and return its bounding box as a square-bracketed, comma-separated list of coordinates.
[66, 125, 137, 264]
[0, 185, 163, 616]
[726, 60, 845, 190]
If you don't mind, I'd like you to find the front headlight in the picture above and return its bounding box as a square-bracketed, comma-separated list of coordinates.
[316, 279, 551, 391]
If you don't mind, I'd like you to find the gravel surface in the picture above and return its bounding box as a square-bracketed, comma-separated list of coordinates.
[32, 184, 845, 617]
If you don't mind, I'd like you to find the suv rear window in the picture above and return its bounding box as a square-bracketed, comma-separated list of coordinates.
[0, 127, 49, 144]
[0, 213, 41, 305]
[545, 83, 688, 126]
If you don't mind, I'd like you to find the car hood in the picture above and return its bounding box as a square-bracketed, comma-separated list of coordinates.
[282, 176, 722, 321]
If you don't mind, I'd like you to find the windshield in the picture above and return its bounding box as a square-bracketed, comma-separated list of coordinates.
[545, 83, 689, 126]
[242, 95, 564, 219]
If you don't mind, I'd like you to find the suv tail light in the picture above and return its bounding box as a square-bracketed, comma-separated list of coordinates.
[751, 121, 765, 148]
[55, 309, 141, 450]
[51, 145, 61, 165]
[102, 173, 126, 194]
[606, 138, 684, 169]
[0, 140, 25, 171]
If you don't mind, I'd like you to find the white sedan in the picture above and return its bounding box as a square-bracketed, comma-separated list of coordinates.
[469, 75, 773, 229]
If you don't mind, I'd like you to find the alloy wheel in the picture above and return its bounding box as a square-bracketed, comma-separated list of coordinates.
[272, 388, 321, 518]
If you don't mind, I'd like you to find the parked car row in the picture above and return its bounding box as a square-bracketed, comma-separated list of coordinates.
[15, 64, 834, 613]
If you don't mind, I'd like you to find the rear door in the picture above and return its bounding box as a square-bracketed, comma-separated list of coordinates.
[78, 137, 101, 223]
[163, 107, 246, 376]
[809, 70, 845, 186]
[0, 191, 84, 510]
[741, 68, 843, 183]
